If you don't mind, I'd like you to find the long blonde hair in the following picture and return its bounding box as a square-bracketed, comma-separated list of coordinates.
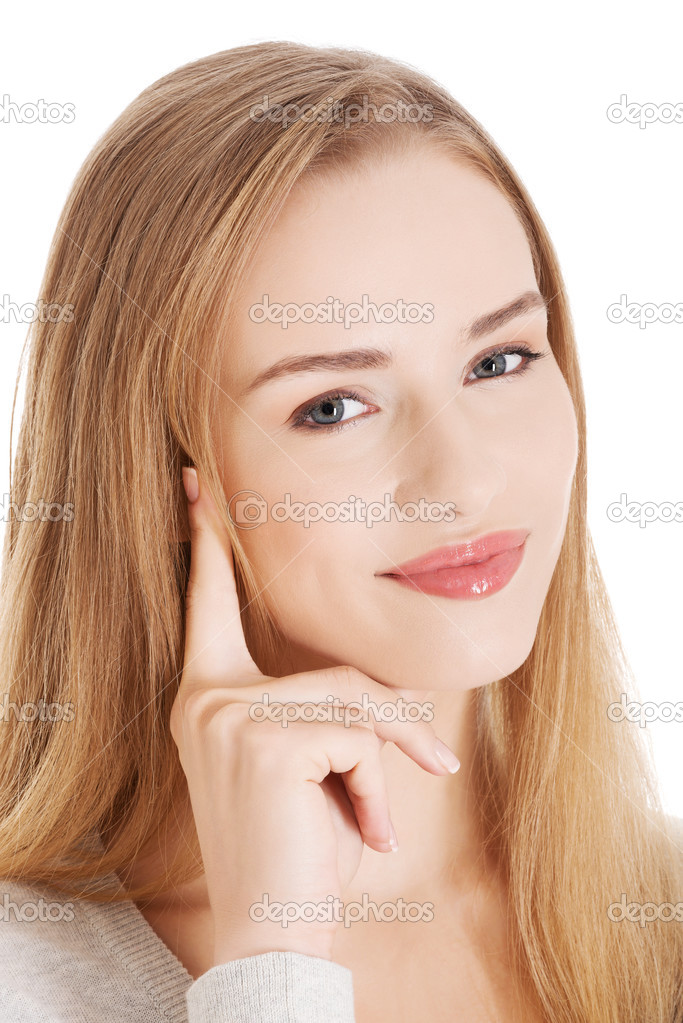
[0, 41, 680, 1022]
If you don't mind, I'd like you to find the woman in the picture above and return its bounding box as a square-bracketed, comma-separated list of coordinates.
[0, 41, 680, 1022]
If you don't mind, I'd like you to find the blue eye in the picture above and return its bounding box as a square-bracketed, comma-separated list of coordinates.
[290, 390, 374, 431]
[468, 344, 544, 380]
[289, 342, 547, 434]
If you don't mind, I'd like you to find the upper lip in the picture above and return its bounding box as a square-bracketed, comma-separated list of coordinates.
[377, 529, 530, 576]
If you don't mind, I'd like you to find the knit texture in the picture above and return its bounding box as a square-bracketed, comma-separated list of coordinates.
[0, 874, 355, 1022]
[1, 818, 680, 1020]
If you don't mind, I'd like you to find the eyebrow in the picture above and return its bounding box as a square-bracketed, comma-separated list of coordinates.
[240, 289, 548, 397]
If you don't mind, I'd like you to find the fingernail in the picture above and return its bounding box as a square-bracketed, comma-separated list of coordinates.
[434, 739, 460, 773]
[182, 467, 199, 504]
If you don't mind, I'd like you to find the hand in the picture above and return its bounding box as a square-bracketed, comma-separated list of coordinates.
[170, 467, 460, 965]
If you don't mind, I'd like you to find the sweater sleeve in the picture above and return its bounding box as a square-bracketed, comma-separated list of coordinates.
[185, 950, 356, 1023]
[0, 986, 55, 1023]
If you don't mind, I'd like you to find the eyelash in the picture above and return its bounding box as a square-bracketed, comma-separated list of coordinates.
[289, 342, 548, 433]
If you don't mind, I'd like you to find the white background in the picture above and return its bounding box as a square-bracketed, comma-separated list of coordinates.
[1, 0, 681, 817]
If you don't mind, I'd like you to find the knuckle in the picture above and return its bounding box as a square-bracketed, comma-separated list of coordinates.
[334, 664, 365, 697]
[353, 723, 384, 753]
[204, 699, 247, 740]
[225, 715, 295, 773]
[238, 715, 286, 753]
[173, 686, 226, 732]
[180, 687, 216, 723]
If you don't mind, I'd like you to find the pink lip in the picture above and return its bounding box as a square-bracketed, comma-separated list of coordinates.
[376, 529, 530, 601]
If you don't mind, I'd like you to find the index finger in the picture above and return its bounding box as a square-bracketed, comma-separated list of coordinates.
[180, 466, 261, 688]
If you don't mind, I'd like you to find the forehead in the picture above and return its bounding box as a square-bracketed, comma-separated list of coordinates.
[241, 150, 533, 302]
[224, 149, 538, 385]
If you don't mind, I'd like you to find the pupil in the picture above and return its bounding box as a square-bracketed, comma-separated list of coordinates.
[482, 354, 504, 376]
[313, 397, 344, 424]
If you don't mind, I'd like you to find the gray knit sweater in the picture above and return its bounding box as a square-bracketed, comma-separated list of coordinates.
[0, 872, 356, 1022]
[1, 818, 681, 1021]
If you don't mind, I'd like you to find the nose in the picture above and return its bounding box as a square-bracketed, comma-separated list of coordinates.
[388, 401, 507, 522]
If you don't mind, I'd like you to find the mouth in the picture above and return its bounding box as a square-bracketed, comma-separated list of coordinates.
[376, 529, 529, 601]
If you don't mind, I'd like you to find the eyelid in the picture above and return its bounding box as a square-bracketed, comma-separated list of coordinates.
[289, 389, 378, 431]
[288, 341, 548, 433]
[464, 340, 548, 379]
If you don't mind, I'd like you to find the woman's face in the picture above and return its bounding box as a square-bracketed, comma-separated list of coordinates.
[215, 148, 578, 691]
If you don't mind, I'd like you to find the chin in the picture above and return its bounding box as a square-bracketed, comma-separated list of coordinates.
[384, 624, 539, 693]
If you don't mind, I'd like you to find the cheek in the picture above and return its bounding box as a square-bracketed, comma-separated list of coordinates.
[529, 375, 579, 537]
[501, 372, 579, 617]
[238, 515, 375, 667]
[214, 372, 580, 688]
[222, 455, 370, 627]
[501, 371, 579, 516]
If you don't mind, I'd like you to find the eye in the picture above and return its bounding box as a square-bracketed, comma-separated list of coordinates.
[290, 389, 377, 432]
[288, 343, 548, 434]
[466, 343, 546, 381]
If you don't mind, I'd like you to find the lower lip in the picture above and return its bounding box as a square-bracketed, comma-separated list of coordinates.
[381, 542, 527, 600]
